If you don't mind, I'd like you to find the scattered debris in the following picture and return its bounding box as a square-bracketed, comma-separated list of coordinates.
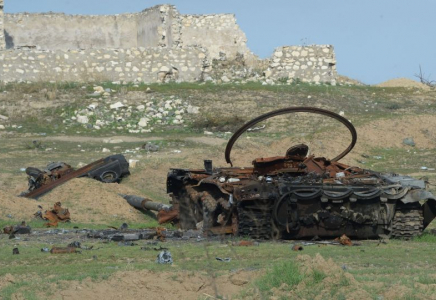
[142, 142, 160, 152]
[156, 250, 173, 264]
[216, 257, 231, 263]
[3, 221, 31, 235]
[35, 202, 71, 227]
[403, 137, 416, 147]
[12, 248, 19, 255]
[335, 234, 352, 246]
[247, 124, 266, 132]
[236, 240, 257, 247]
[292, 244, 304, 251]
[50, 247, 80, 254]
[41, 248, 50, 252]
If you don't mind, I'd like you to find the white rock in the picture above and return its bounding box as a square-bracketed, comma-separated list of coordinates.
[77, 115, 89, 124]
[129, 159, 139, 168]
[0, 125, 5, 130]
[0, 114, 8, 120]
[173, 119, 181, 124]
[110, 102, 125, 109]
[176, 115, 183, 120]
[204, 131, 213, 135]
[138, 118, 149, 127]
[136, 105, 145, 111]
[93, 86, 104, 93]
[187, 105, 199, 114]
[221, 76, 230, 83]
[102, 148, 111, 153]
[339, 111, 345, 116]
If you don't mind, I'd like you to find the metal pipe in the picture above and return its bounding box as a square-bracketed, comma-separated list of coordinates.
[120, 194, 172, 212]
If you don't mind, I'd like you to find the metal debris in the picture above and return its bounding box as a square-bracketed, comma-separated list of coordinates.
[3, 221, 31, 235]
[50, 247, 80, 254]
[35, 202, 71, 227]
[335, 234, 352, 246]
[292, 244, 304, 251]
[23, 154, 130, 199]
[216, 257, 231, 263]
[156, 250, 173, 264]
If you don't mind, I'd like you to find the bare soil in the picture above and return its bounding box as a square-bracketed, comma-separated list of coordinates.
[49, 269, 256, 300]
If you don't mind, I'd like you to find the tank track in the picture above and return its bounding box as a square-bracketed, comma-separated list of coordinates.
[237, 201, 272, 239]
[391, 208, 424, 239]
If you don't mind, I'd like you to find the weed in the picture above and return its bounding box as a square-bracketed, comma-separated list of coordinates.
[312, 269, 326, 284]
[255, 260, 304, 296]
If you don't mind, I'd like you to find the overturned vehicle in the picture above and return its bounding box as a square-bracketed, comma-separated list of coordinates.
[163, 107, 436, 239]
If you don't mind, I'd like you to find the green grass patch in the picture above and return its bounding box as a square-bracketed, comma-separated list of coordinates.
[254, 260, 304, 295]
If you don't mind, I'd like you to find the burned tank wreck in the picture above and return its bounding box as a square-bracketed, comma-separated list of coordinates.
[132, 107, 436, 239]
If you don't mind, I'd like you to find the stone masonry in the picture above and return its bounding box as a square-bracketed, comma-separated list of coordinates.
[0, 2, 337, 84]
[267, 45, 337, 84]
[0, 46, 207, 83]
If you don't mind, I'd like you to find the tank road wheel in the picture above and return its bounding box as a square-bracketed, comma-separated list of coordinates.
[391, 206, 424, 239]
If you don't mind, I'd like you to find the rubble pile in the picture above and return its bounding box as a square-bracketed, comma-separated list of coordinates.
[62, 92, 200, 133]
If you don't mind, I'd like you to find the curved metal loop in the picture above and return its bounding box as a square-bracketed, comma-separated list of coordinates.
[225, 107, 357, 166]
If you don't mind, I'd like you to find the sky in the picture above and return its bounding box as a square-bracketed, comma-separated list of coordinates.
[4, 0, 436, 84]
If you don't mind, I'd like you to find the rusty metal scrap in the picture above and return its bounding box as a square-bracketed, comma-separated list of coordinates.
[292, 244, 304, 251]
[50, 247, 79, 254]
[335, 234, 352, 246]
[24, 155, 130, 199]
[35, 202, 71, 227]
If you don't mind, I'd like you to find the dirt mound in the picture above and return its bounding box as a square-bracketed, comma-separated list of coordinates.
[337, 74, 365, 86]
[0, 178, 150, 224]
[0, 190, 40, 220]
[376, 78, 431, 90]
[38, 178, 148, 223]
[282, 254, 371, 300]
[49, 269, 255, 300]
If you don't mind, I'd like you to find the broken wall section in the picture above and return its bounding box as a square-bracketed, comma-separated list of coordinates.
[0, 46, 207, 83]
[4, 13, 138, 50]
[136, 5, 182, 49]
[266, 45, 337, 84]
[0, 0, 4, 50]
[180, 14, 255, 61]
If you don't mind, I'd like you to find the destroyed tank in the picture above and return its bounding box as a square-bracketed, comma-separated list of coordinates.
[166, 107, 436, 239]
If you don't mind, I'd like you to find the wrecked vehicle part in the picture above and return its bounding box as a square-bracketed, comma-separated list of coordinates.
[23, 154, 130, 199]
[166, 107, 436, 240]
[121, 194, 172, 212]
[3, 222, 31, 235]
[120, 194, 178, 224]
[35, 202, 71, 227]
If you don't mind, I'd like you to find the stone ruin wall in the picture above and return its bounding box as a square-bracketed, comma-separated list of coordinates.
[5, 12, 138, 50]
[0, 2, 337, 84]
[266, 45, 337, 84]
[0, 46, 207, 83]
